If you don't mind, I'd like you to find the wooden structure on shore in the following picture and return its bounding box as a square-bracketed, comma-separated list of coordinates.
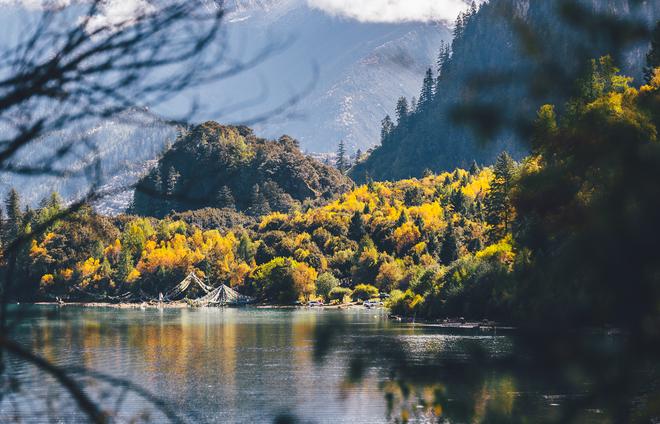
[159, 272, 254, 306]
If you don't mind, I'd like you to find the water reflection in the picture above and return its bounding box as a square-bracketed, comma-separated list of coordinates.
[3, 306, 580, 423]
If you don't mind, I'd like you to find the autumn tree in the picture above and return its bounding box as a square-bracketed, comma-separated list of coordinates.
[237, 232, 256, 263]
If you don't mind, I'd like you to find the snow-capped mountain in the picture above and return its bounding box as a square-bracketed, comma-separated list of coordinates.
[186, 0, 451, 153]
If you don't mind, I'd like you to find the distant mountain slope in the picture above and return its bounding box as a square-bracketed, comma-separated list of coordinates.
[131, 121, 352, 218]
[351, 0, 660, 182]
[188, 0, 451, 153]
[0, 111, 176, 213]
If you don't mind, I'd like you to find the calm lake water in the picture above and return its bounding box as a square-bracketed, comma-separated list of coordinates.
[3, 305, 601, 423]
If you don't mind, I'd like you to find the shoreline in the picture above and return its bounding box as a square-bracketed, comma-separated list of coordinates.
[25, 302, 513, 330]
[28, 301, 363, 310]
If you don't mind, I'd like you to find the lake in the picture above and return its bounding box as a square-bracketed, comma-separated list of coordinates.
[2, 306, 602, 423]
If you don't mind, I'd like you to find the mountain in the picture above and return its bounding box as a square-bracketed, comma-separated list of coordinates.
[183, 0, 451, 154]
[350, 0, 660, 182]
[130, 121, 352, 218]
[0, 111, 177, 214]
[0, 0, 450, 213]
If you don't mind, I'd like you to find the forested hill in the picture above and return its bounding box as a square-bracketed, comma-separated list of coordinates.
[131, 122, 352, 218]
[351, 0, 660, 182]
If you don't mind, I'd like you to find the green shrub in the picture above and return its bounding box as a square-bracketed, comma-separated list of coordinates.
[387, 289, 424, 316]
[247, 257, 317, 304]
[328, 287, 352, 303]
[351, 284, 379, 301]
[316, 272, 339, 301]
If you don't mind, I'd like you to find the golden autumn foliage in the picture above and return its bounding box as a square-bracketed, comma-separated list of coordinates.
[79, 257, 100, 278]
[393, 222, 421, 254]
[27, 165, 502, 307]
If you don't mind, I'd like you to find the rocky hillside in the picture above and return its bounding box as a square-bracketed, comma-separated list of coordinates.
[351, 0, 660, 182]
[130, 122, 352, 218]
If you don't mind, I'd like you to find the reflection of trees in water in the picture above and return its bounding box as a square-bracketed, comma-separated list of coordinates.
[0, 0, 306, 419]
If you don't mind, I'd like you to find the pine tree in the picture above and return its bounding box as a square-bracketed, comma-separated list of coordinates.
[4, 188, 22, 243]
[435, 42, 451, 99]
[22, 205, 34, 226]
[380, 115, 394, 145]
[474, 199, 484, 221]
[427, 232, 441, 258]
[336, 139, 348, 174]
[645, 21, 660, 84]
[467, 237, 484, 253]
[469, 1, 478, 18]
[395, 97, 409, 127]
[440, 221, 459, 265]
[249, 184, 270, 216]
[469, 160, 480, 175]
[484, 152, 517, 240]
[47, 192, 62, 210]
[165, 167, 179, 196]
[413, 214, 425, 233]
[418, 68, 435, 110]
[396, 210, 408, 226]
[436, 43, 451, 87]
[151, 169, 165, 217]
[216, 185, 236, 209]
[348, 211, 366, 242]
[354, 149, 363, 165]
[165, 166, 180, 213]
[436, 41, 446, 77]
[0, 207, 4, 251]
[453, 12, 466, 42]
[450, 189, 467, 214]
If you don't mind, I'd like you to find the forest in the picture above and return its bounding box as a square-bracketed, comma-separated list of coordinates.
[2, 50, 659, 330]
[351, 0, 659, 182]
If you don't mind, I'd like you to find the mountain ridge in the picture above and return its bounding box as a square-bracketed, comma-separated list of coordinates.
[350, 0, 660, 182]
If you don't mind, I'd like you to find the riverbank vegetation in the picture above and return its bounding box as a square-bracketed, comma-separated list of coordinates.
[2, 61, 659, 331]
